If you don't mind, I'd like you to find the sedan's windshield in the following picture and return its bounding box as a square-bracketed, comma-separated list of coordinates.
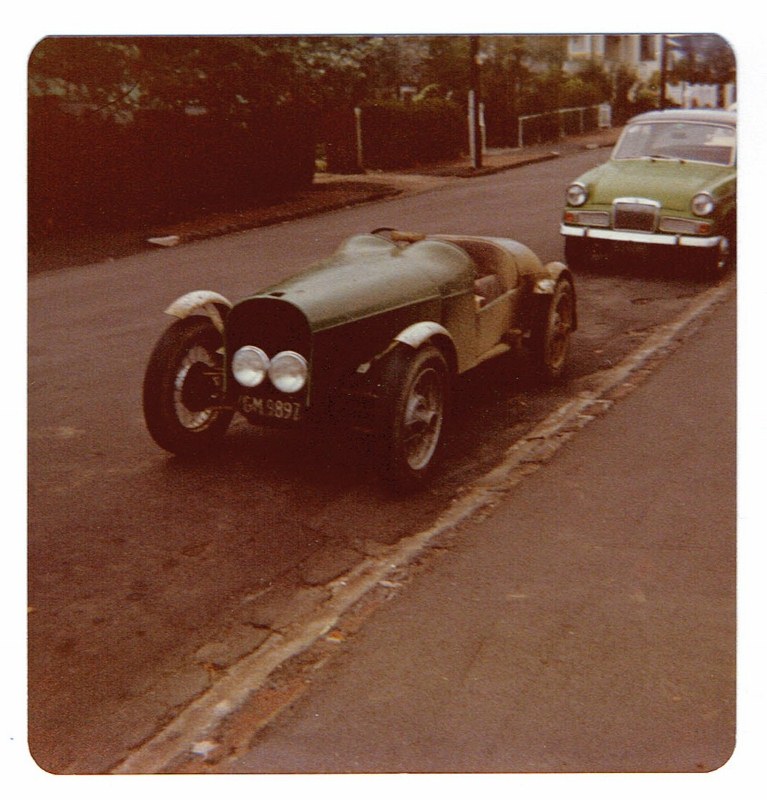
[613, 121, 736, 166]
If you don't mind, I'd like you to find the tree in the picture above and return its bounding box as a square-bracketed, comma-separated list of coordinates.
[421, 36, 471, 98]
[28, 38, 143, 117]
[667, 34, 736, 104]
[28, 36, 398, 119]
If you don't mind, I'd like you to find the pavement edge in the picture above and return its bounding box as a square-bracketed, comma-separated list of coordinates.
[112, 276, 735, 774]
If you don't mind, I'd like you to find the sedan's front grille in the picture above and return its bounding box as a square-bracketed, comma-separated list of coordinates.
[613, 199, 660, 232]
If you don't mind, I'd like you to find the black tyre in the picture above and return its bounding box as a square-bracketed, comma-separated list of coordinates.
[698, 234, 734, 279]
[529, 277, 576, 382]
[378, 345, 449, 490]
[564, 237, 590, 270]
[142, 316, 233, 455]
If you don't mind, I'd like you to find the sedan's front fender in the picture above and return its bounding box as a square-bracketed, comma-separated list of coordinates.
[164, 290, 232, 335]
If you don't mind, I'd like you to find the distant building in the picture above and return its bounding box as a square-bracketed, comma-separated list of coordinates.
[564, 34, 736, 109]
[564, 34, 666, 81]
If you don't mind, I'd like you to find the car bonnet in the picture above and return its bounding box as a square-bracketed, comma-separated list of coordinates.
[249, 234, 474, 332]
[582, 159, 734, 212]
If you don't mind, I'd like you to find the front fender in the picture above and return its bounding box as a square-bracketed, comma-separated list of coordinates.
[357, 320, 458, 378]
[394, 320, 452, 349]
[393, 321, 458, 375]
[164, 290, 232, 335]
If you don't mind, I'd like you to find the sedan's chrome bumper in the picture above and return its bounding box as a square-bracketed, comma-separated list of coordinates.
[560, 223, 723, 249]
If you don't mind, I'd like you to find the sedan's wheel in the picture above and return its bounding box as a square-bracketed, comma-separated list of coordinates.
[564, 237, 591, 270]
[529, 277, 575, 382]
[379, 345, 449, 490]
[142, 316, 233, 455]
[700, 235, 733, 279]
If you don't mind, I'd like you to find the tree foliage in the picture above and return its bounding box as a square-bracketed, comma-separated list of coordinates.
[30, 33, 736, 124]
[28, 35, 397, 118]
[667, 34, 736, 87]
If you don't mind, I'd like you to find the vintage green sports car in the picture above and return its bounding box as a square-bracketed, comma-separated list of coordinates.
[561, 109, 736, 275]
[142, 228, 576, 489]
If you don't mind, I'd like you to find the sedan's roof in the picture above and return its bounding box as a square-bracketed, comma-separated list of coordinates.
[628, 108, 736, 127]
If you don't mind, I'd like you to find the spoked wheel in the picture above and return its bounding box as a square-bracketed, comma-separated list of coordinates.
[529, 277, 576, 382]
[142, 316, 233, 455]
[379, 345, 449, 490]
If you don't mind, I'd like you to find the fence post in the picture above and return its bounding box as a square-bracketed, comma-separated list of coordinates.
[354, 107, 364, 172]
[468, 90, 477, 167]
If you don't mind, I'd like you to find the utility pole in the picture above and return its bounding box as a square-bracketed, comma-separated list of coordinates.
[469, 35, 483, 169]
[659, 34, 668, 109]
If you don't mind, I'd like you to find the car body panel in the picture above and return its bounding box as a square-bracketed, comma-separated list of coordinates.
[574, 159, 734, 213]
[561, 109, 736, 262]
[252, 235, 473, 333]
[161, 230, 575, 428]
[145, 229, 578, 484]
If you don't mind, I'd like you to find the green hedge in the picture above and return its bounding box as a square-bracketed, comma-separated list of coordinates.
[356, 99, 465, 170]
[28, 100, 316, 236]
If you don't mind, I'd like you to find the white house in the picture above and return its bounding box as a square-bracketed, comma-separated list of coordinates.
[565, 34, 664, 81]
[564, 34, 735, 109]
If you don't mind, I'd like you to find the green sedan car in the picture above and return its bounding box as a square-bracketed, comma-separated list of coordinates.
[561, 109, 736, 276]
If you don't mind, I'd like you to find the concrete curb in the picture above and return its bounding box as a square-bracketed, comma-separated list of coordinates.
[112, 275, 734, 775]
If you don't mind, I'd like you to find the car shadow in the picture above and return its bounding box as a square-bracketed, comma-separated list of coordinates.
[566, 251, 733, 284]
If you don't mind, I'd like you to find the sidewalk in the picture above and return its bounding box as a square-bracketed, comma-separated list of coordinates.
[226, 292, 736, 774]
[28, 127, 620, 274]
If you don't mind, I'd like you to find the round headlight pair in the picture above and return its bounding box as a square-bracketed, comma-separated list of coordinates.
[566, 182, 588, 207]
[232, 346, 308, 393]
[691, 192, 716, 217]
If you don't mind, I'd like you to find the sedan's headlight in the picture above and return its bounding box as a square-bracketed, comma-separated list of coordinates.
[566, 182, 588, 207]
[232, 345, 270, 387]
[269, 351, 308, 394]
[691, 192, 716, 217]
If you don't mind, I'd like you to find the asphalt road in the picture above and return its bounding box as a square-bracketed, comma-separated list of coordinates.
[226, 292, 736, 774]
[27, 148, 732, 773]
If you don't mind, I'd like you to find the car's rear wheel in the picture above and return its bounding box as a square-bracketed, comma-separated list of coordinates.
[143, 316, 233, 455]
[529, 277, 576, 382]
[378, 345, 449, 490]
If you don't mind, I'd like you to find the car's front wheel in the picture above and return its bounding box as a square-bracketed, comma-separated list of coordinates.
[142, 316, 233, 455]
[378, 345, 449, 490]
[698, 234, 734, 279]
[564, 237, 591, 270]
[529, 277, 576, 382]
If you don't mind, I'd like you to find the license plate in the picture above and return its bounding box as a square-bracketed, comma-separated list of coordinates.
[239, 394, 302, 422]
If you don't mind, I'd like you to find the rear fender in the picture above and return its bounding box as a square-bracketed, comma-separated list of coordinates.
[164, 290, 232, 335]
[533, 262, 577, 331]
[533, 261, 571, 294]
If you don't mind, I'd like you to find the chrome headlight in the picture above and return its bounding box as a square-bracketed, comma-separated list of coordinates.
[691, 192, 716, 217]
[269, 351, 308, 394]
[566, 182, 588, 207]
[232, 345, 270, 387]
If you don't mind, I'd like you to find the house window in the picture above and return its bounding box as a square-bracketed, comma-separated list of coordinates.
[569, 35, 590, 55]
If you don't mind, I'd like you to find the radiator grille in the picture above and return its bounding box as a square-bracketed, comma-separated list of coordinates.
[613, 200, 659, 232]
